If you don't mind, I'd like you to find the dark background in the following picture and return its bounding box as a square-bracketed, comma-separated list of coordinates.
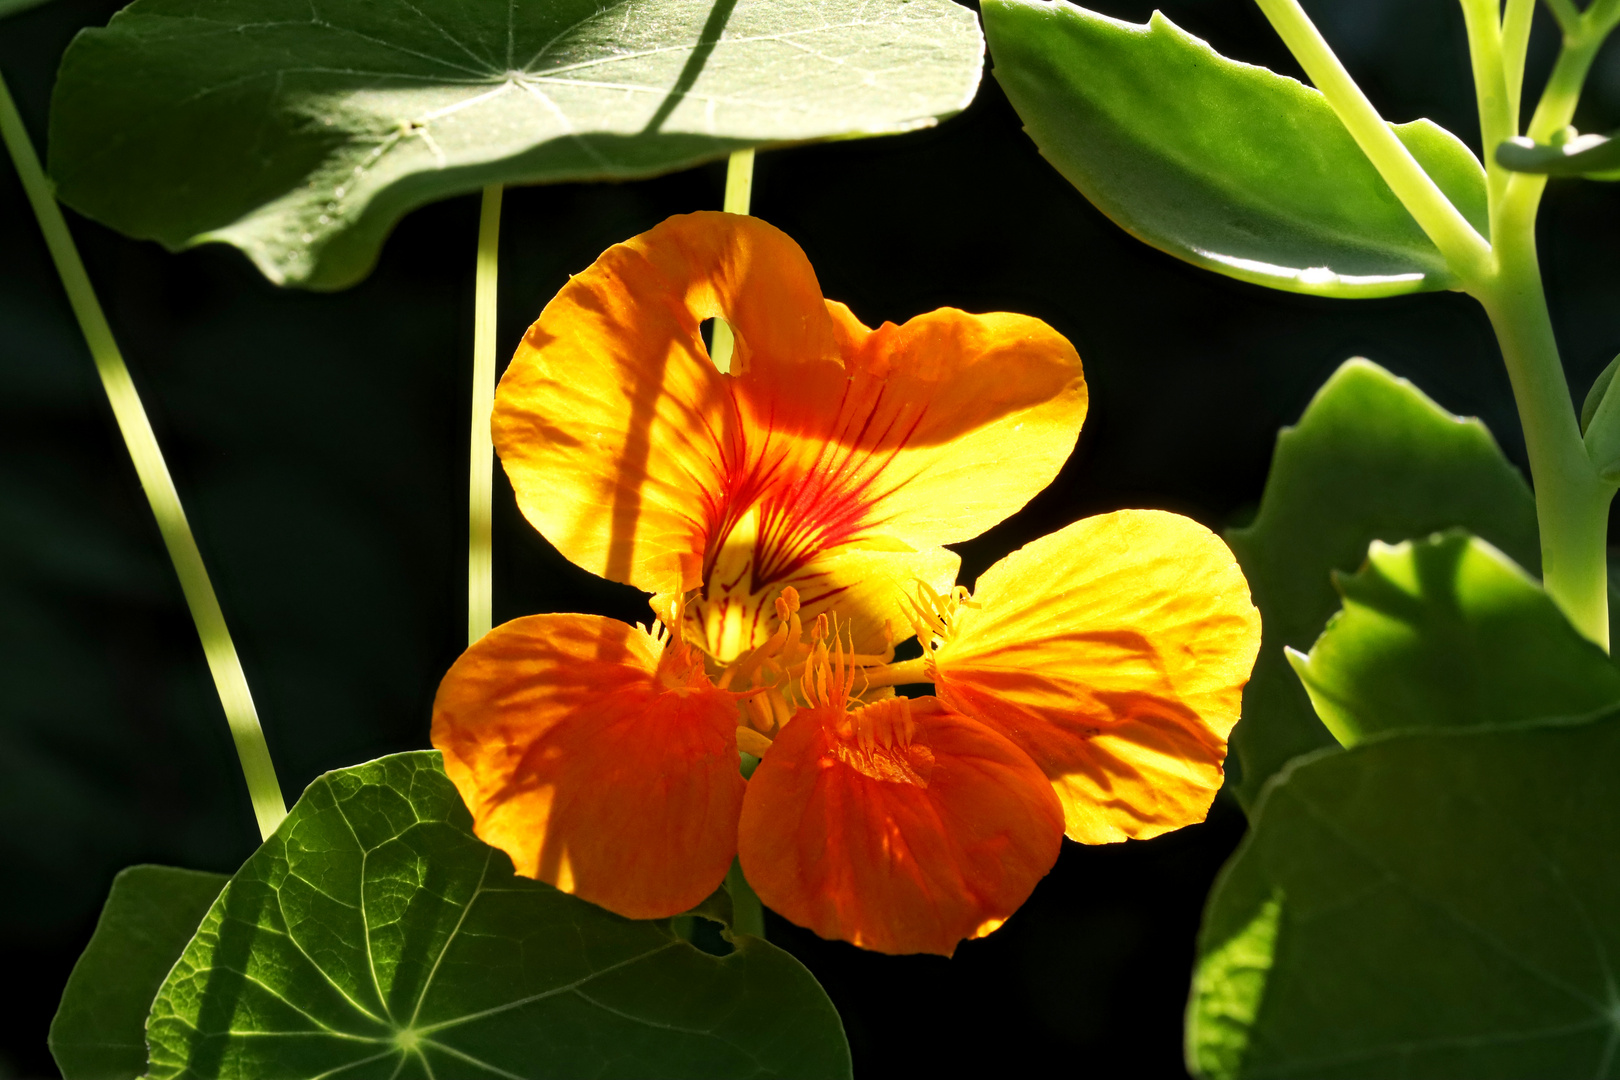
[3, 0, 1618, 1076]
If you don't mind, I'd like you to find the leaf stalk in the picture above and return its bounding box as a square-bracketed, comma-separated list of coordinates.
[1251, 0, 1496, 286]
[708, 149, 755, 374]
[468, 183, 502, 646]
[0, 68, 286, 837]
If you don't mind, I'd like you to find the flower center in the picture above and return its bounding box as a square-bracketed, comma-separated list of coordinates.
[828, 697, 935, 787]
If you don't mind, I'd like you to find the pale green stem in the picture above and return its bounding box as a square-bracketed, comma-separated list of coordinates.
[0, 70, 287, 838]
[1252, 0, 1496, 284]
[708, 149, 755, 374]
[468, 184, 502, 646]
[1461, 0, 1515, 210]
[1477, 0, 1620, 649]
[1258, 0, 1611, 643]
[1544, 0, 1584, 37]
[725, 859, 765, 939]
[1475, 198, 1611, 647]
[1501, 0, 1535, 127]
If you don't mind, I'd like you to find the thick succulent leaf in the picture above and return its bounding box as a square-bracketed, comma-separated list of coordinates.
[982, 0, 1488, 297]
[1497, 131, 1620, 180]
[1187, 710, 1620, 1079]
[49, 0, 983, 289]
[1226, 359, 1539, 811]
[145, 751, 851, 1079]
[1288, 531, 1620, 746]
[48, 865, 228, 1080]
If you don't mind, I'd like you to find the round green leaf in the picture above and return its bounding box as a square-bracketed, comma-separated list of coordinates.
[49, 865, 229, 1080]
[982, 0, 1488, 297]
[1288, 531, 1620, 746]
[1226, 359, 1539, 811]
[1188, 711, 1620, 1079]
[145, 751, 852, 1079]
[48, 0, 984, 289]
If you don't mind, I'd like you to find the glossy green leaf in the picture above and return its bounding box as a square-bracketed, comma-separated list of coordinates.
[1288, 531, 1620, 746]
[981, 0, 1488, 298]
[145, 751, 851, 1079]
[48, 865, 229, 1080]
[49, 0, 983, 290]
[1497, 131, 1620, 180]
[1226, 358, 1539, 811]
[1187, 710, 1620, 1079]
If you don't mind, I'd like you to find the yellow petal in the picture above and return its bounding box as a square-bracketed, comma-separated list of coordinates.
[932, 511, 1261, 844]
[493, 211, 838, 595]
[494, 214, 1086, 629]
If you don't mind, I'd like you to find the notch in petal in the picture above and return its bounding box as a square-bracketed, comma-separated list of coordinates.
[932, 511, 1262, 844]
[739, 695, 1063, 956]
[493, 211, 839, 595]
[431, 614, 746, 920]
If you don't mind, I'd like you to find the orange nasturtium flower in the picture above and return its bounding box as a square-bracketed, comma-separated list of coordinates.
[432, 212, 1261, 956]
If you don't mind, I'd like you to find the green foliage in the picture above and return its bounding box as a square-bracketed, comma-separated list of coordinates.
[980, 0, 1487, 298]
[1288, 531, 1620, 746]
[1498, 131, 1620, 180]
[1187, 709, 1620, 1080]
[144, 751, 850, 1079]
[1581, 354, 1620, 435]
[0, 0, 54, 17]
[48, 866, 228, 1080]
[48, 0, 983, 289]
[1226, 359, 1539, 811]
[1584, 352, 1620, 483]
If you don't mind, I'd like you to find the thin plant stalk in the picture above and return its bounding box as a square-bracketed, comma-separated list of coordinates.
[1500, 0, 1535, 126]
[726, 859, 766, 939]
[1254, 0, 1615, 649]
[0, 70, 287, 838]
[708, 149, 755, 374]
[1251, 0, 1494, 283]
[468, 183, 502, 646]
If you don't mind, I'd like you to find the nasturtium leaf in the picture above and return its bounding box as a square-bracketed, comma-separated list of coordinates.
[1497, 131, 1620, 180]
[1287, 531, 1620, 747]
[1226, 358, 1539, 811]
[48, 865, 228, 1080]
[145, 751, 851, 1079]
[981, 0, 1488, 298]
[49, 0, 983, 290]
[1187, 710, 1620, 1080]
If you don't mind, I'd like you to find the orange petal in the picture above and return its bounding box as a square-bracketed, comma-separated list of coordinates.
[931, 511, 1262, 844]
[495, 214, 1086, 660]
[735, 300, 1088, 555]
[493, 211, 838, 596]
[431, 614, 745, 920]
[738, 696, 1063, 956]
